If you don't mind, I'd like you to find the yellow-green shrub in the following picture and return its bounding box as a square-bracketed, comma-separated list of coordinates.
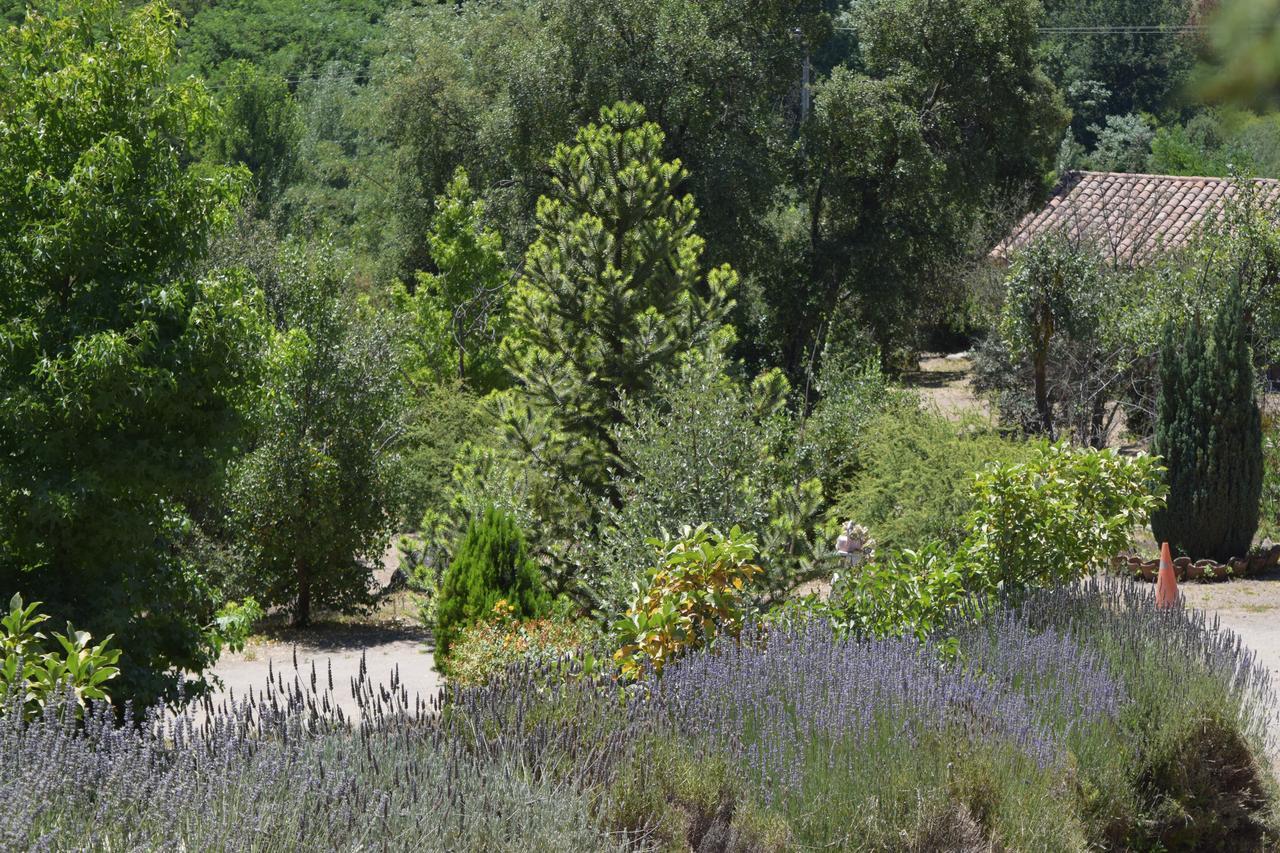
[613, 524, 760, 679]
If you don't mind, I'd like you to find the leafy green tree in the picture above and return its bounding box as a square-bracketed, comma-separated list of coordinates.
[1087, 113, 1155, 172]
[435, 505, 549, 662]
[206, 62, 302, 213]
[0, 0, 264, 705]
[372, 0, 826, 287]
[1152, 282, 1264, 561]
[788, 0, 1066, 368]
[230, 243, 404, 627]
[397, 168, 510, 390]
[1038, 0, 1197, 141]
[499, 102, 736, 505]
[176, 0, 394, 84]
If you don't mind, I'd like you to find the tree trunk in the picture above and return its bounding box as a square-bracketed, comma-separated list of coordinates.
[1033, 312, 1055, 439]
[294, 562, 312, 628]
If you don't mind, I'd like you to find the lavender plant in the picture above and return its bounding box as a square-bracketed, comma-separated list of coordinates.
[0, 578, 1274, 851]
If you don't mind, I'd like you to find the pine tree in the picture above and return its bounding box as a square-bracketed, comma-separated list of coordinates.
[1152, 281, 1263, 561]
[435, 506, 549, 661]
[499, 102, 737, 502]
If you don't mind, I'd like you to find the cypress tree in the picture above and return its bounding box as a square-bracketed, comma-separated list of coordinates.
[434, 505, 549, 661]
[1152, 281, 1263, 561]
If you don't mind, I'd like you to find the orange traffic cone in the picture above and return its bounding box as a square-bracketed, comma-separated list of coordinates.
[1155, 541, 1179, 609]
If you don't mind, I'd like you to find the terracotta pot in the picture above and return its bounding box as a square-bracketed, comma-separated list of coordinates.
[1183, 562, 1205, 581]
[1140, 559, 1159, 582]
[1110, 554, 1128, 572]
[1230, 557, 1249, 575]
[1250, 554, 1269, 574]
[1268, 545, 1280, 568]
[1193, 559, 1219, 581]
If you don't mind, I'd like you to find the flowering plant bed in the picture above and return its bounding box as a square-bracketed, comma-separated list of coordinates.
[2, 580, 1275, 850]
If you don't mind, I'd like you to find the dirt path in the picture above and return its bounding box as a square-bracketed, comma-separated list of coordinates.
[901, 353, 991, 422]
[1180, 570, 1280, 689]
[207, 623, 441, 718]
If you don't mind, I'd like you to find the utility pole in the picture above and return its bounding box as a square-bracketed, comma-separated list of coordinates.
[801, 50, 811, 123]
[793, 27, 810, 124]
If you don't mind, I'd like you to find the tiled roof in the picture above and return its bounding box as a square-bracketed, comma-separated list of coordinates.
[992, 171, 1280, 266]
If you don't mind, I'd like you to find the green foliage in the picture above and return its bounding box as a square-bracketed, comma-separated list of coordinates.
[176, 0, 394, 83]
[229, 243, 404, 626]
[0, 0, 265, 705]
[829, 443, 1163, 640]
[501, 102, 736, 496]
[1087, 113, 1156, 172]
[994, 235, 1133, 445]
[370, 0, 823, 291]
[785, 0, 1065, 365]
[206, 62, 302, 213]
[209, 597, 263, 658]
[613, 524, 761, 679]
[446, 614, 601, 688]
[794, 352, 908, 502]
[1260, 423, 1280, 541]
[399, 383, 484, 530]
[590, 346, 825, 611]
[966, 443, 1165, 590]
[396, 168, 510, 390]
[1, 594, 120, 720]
[487, 103, 737, 593]
[1199, 0, 1280, 109]
[1152, 282, 1264, 561]
[832, 542, 967, 641]
[435, 506, 550, 663]
[832, 408, 1032, 551]
[1038, 0, 1196, 141]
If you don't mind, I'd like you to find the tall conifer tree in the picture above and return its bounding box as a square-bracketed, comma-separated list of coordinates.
[1152, 281, 1263, 561]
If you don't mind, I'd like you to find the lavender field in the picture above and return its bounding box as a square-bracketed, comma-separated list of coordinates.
[3, 579, 1276, 851]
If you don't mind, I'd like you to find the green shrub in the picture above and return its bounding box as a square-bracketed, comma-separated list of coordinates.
[435, 506, 549, 663]
[446, 615, 601, 688]
[1152, 281, 1264, 561]
[604, 736, 790, 852]
[966, 442, 1165, 592]
[613, 524, 761, 679]
[399, 383, 484, 529]
[1, 594, 120, 720]
[592, 345, 826, 613]
[831, 407, 1031, 550]
[827, 444, 1164, 640]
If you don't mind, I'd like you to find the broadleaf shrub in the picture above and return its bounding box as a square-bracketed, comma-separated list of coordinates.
[613, 524, 761, 679]
[965, 442, 1165, 591]
[1, 594, 120, 720]
[829, 444, 1164, 640]
[435, 505, 550, 663]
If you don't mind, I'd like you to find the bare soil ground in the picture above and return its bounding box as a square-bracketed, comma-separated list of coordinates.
[900, 353, 992, 422]
[1180, 569, 1280, 688]
[206, 550, 443, 719]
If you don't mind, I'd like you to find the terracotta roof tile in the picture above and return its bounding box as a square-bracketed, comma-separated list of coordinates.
[992, 171, 1280, 266]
